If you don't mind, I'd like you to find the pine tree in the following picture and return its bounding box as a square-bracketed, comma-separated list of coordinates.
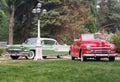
[97, 0, 120, 33]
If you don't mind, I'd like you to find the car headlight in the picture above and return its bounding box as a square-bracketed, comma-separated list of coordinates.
[110, 45, 115, 50]
[20, 45, 25, 50]
[86, 45, 91, 50]
[6, 45, 10, 48]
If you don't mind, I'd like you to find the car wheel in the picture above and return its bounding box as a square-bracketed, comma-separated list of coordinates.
[71, 56, 75, 60]
[43, 56, 47, 59]
[57, 55, 61, 58]
[109, 57, 115, 61]
[26, 51, 35, 59]
[80, 50, 86, 61]
[10, 56, 19, 60]
[81, 54, 83, 61]
[69, 52, 75, 60]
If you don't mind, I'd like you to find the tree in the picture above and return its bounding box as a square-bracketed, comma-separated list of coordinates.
[14, 0, 38, 43]
[35, 0, 96, 44]
[84, 0, 97, 33]
[0, 0, 8, 41]
[0, 0, 38, 44]
[1, 0, 98, 44]
[97, 0, 120, 33]
[7, 0, 16, 44]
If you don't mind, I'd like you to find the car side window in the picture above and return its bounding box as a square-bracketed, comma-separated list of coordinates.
[24, 38, 37, 45]
[43, 40, 56, 45]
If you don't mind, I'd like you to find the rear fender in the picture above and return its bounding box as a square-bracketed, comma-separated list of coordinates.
[70, 45, 74, 52]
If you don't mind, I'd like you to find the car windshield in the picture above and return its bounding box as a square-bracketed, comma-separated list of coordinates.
[94, 34, 106, 40]
[81, 34, 94, 40]
[81, 34, 106, 40]
[24, 38, 37, 45]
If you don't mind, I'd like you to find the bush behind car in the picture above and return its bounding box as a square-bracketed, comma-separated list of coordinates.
[110, 30, 120, 53]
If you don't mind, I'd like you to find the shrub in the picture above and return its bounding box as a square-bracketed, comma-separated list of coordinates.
[110, 30, 120, 53]
[0, 48, 5, 56]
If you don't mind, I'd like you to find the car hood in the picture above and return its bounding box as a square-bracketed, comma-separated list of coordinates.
[7, 44, 35, 49]
[81, 39, 107, 47]
[7, 44, 21, 48]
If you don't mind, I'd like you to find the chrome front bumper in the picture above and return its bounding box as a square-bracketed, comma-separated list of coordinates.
[83, 54, 117, 57]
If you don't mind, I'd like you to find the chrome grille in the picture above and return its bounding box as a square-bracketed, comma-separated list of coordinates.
[92, 48, 110, 54]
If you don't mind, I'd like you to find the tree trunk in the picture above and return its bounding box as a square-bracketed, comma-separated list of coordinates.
[8, 5, 15, 44]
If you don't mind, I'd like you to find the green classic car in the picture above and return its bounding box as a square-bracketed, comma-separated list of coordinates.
[6, 38, 69, 59]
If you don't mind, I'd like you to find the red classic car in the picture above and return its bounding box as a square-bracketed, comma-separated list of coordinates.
[69, 33, 117, 61]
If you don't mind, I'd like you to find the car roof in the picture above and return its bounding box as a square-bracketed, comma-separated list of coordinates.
[27, 37, 57, 42]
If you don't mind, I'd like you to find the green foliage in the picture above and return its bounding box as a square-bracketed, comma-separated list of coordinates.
[97, 0, 120, 33]
[0, 0, 8, 41]
[29, 0, 90, 44]
[39, 0, 95, 43]
[0, 60, 120, 82]
[84, 0, 97, 33]
[110, 30, 120, 53]
[0, 0, 8, 8]
[0, 19, 8, 41]
[84, 20, 96, 33]
[57, 34, 72, 44]
[0, 0, 98, 44]
[0, 48, 5, 56]
[0, 10, 6, 17]
[14, 0, 38, 43]
[0, 9, 8, 41]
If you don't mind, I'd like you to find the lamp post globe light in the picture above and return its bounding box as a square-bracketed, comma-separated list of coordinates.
[32, 3, 47, 60]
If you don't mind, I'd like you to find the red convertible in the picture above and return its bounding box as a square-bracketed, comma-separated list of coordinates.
[69, 33, 116, 61]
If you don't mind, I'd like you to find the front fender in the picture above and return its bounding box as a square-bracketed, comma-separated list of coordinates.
[70, 44, 74, 52]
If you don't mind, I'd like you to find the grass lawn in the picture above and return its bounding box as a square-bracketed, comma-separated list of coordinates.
[0, 59, 120, 82]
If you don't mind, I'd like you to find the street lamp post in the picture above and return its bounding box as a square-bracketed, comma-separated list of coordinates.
[32, 3, 47, 60]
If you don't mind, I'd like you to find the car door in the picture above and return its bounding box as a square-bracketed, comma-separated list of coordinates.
[42, 40, 57, 55]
